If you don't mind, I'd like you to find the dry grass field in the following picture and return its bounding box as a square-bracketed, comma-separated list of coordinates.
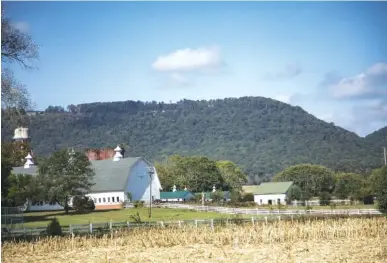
[2, 217, 387, 263]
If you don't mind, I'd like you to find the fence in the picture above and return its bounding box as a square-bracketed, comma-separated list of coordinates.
[2, 212, 382, 240]
[153, 203, 382, 216]
[1, 207, 24, 227]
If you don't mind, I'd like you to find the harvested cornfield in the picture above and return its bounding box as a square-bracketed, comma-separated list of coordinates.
[2, 217, 387, 263]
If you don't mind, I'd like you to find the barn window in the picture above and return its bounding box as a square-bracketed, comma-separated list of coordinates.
[99, 198, 101, 203]
[94, 198, 97, 203]
[108, 197, 110, 202]
[117, 196, 119, 202]
[112, 197, 115, 202]
[103, 198, 106, 203]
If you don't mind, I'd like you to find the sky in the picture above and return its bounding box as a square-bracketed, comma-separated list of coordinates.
[2, 1, 387, 137]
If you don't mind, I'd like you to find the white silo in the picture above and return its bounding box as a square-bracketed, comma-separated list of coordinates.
[12, 127, 30, 143]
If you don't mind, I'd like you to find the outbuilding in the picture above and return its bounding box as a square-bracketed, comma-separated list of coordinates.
[249, 181, 293, 205]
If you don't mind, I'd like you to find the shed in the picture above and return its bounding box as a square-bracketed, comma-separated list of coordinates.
[250, 181, 293, 205]
[160, 191, 195, 202]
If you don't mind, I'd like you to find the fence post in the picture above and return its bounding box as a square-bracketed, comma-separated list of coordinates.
[264, 216, 268, 224]
[109, 221, 112, 231]
[278, 216, 281, 221]
[358, 209, 361, 215]
[69, 224, 73, 235]
[178, 220, 181, 228]
[251, 217, 255, 226]
[89, 223, 93, 234]
[210, 219, 214, 231]
[127, 221, 130, 228]
[160, 221, 164, 228]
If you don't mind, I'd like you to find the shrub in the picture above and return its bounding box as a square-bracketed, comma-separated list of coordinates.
[319, 192, 332, 206]
[72, 196, 95, 212]
[241, 193, 254, 202]
[286, 185, 303, 204]
[46, 218, 62, 236]
[133, 200, 145, 208]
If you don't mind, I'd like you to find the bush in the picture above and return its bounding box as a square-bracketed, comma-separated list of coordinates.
[46, 218, 62, 236]
[72, 196, 95, 212]
[133, 200, 145, 208]
[319, 192, 332, 206]
[241, 193, 254, 202]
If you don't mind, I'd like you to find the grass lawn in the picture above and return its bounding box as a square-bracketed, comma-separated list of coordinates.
[17, 208, 241, 228]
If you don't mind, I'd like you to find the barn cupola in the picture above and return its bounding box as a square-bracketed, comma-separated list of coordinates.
[212, 185, 216, 192]
[24, 152, 34, 169]
[172, 185, 177, 192]
[113, 145, 123, 162]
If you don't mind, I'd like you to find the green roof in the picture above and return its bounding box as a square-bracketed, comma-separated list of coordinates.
[246, 182, 293, 195]
[160, 191, 195, 199]
[12, 157, 144, 193]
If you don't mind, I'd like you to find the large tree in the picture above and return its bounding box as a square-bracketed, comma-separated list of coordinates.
[371, 166, 387, 214]
[333, 172, 363, 200]
[38, 149, 95, 213]
[156, 155, 224, 192]
[273, 164, 336, 199]
[6, 173, 43, 206]
[216, 160, 247, 191]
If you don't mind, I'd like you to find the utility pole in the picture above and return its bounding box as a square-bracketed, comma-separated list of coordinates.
[384, 147, 386, 166]
[148, 167, 155, 218]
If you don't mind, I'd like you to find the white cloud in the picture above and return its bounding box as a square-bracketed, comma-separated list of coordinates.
[263, 63, 302, 81]
[152, 46, 222, 72]
[11, 21, 30, 33]
[329, 62, 387, 99]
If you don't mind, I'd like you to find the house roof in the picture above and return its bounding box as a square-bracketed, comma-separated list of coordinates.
[248, 182, 293, 195]
[12, 157, 154, 193]
[160, 191, 194, 199]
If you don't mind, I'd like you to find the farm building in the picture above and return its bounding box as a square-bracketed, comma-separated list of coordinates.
[12, 146, 162, 211]
[159, 190, 196, 202]
[246, 182, 293, 205]
[200, 191, 231, 202]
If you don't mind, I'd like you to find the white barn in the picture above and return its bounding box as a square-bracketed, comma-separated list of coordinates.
[12, 147, 163, 211]
[250, 181, 293, 206]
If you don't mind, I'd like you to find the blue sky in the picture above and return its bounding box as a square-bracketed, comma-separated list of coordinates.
[3, 1, 387, 136]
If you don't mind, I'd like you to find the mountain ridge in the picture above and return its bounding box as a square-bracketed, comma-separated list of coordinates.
[2, 96, 385, 182]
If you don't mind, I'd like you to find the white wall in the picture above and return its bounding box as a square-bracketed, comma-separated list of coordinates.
[254, 194, 287, 205]
[86, 191, 125, 206]
[126, 160, 161, 203]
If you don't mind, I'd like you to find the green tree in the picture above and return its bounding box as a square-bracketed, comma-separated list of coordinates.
[273, 164, 335, 199]
[334, 172, 363, 200]
[216, 160, 247, 191]
[211, 190, 225, 203]
[6, 173, 42, 206]
[156, 155, 223, 192]
[286, 185, 303, 203]
[38, 149, 95, 214]
[371, 166, 387, 214]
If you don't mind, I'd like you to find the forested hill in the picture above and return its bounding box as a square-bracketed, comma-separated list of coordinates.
[365, 127, 387, 148]
[1, 97, 384, 182]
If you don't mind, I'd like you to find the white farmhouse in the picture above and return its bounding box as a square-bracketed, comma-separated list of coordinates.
[249, 181, 293, 205]
[12, 146, 162, 211]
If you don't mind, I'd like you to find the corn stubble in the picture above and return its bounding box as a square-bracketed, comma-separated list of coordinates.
[2, 217, 387, 263]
